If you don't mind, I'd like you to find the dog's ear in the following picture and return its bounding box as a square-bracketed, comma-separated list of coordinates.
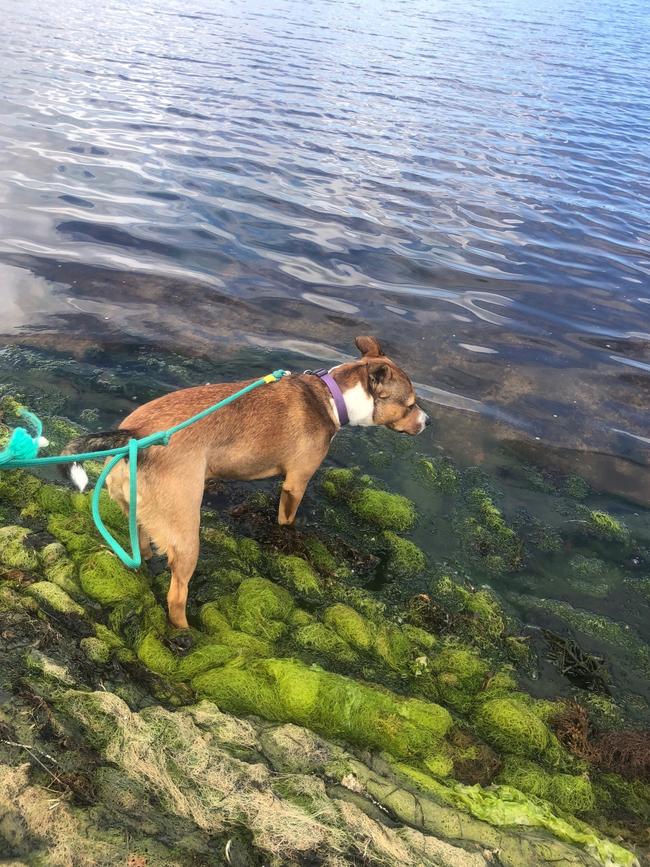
[355, 335, 383, 357]
[367, 362, 391, 394]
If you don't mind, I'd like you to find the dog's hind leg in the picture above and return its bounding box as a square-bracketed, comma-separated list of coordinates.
[138, 462, 205, 629]
[165, 525, 200, 630]
[138, 525, 154, 561]
[105, 459, 154, 560]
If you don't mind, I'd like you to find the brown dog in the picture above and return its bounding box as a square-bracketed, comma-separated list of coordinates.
[65, 336, 428, 629]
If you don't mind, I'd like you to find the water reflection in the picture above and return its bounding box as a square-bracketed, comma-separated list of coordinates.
[0, 0, 649, 491]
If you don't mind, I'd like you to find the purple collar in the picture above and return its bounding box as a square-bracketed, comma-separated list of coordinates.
[311, 368, 349, 426]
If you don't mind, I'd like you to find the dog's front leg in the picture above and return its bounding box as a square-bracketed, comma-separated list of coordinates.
[278, 469, 317, 526]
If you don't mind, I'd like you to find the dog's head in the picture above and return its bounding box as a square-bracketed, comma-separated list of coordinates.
[336, 336, 429, 434]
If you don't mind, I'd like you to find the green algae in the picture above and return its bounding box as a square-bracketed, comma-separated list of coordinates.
[416, 456, 459, 493]
[373, 623, 415, 671]
[194, 657, 452, 759]
[586, 510, 629, 543]
[320, 467, 356, 499]
[473, 697, 550, 758]
[0, 525, 39, 570]
[394, 764, 636, 867]
[323, 602, 374, 651]
[461, 488, 523, 573]
[429, 646, 490, 713]
[79, 550, 150, 605]
[47, 511, 101, 558]
[199, 601, 276, 657]
[382, 530, 426, 579]
[568, 555, 615, 598]
[300, 536, 347, 577]
[350, 487, 416, 530]
[548, 773, 596, 814]
[275, 553, 323, 597]
[294, 622, 359, 664]
[0, 468, 42, 510]
[36, 482, 75, 516]
[80, 636, 111, 664]
[596, 774, 650, 825]
[497, 757, 595, 814]
[413, 574, 517, 661]
[136, 631, 179, 677]
[583, 693, 625, 730]
[43, 556, 80, 597]
[25, 581, 86, 616]
[564, 474, 590, 499]
[321, 467, 416, 530]
[199, 602, 232, 635]
[176, 643, 235, 679]
[235, 576, 293, 641]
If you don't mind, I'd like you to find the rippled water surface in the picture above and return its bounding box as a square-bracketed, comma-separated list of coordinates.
[2, 0, 650, 717]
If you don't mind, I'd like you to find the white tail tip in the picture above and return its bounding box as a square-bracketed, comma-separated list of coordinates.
[70, 463, 89, 492]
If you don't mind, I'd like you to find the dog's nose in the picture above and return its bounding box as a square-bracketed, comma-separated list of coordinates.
[425, 414, 431, 427]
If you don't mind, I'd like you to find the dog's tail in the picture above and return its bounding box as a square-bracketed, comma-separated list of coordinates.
[60, 430, 134, 492]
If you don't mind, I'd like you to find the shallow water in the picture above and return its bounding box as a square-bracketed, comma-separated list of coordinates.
[1, 0, 650, 722]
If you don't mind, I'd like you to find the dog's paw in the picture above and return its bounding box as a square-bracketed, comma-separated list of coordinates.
[165, 631, 194, 653]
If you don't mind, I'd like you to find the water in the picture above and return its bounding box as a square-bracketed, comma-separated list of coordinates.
[2, 0, 650, 720]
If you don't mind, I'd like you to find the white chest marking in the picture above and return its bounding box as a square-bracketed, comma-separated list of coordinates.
[342, 381, 375, 427]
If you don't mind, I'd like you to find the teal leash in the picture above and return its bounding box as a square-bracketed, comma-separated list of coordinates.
[0, 370, 289, 568]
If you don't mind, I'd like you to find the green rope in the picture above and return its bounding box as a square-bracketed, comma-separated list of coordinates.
[0, 370, 289, 567]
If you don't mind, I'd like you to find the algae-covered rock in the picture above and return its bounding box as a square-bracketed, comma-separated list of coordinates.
[0, 525, 39, 570]
[0, 464, 644, 866]
[350, 487, 416, 530]
[474, 697, 550, 758]
[80, 636, 111, 664]
[54, 689, 475, 866]
[322, 467, 416, 530]
[275, 554, 323, 597]
[194, 657, 452, 759]
[235, 576, 294, 641]
[392, 763, 636, 867]
[79, 550, 150, 604]
[295, 622, 359, 664]
[382, 530, 426, 579]
[497, 757, 596, 815]
[460, 488, 523, 573]
[0, 763, 143, 866]
[259, 723, 332, 774]
[586, 510, 629, 543]
[25, 581, 86, 617]
[430, 646, 490, 713]
[323, 603, 374, 651]
[416, 456, 459, 493]
[25, 648, 76, 686]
